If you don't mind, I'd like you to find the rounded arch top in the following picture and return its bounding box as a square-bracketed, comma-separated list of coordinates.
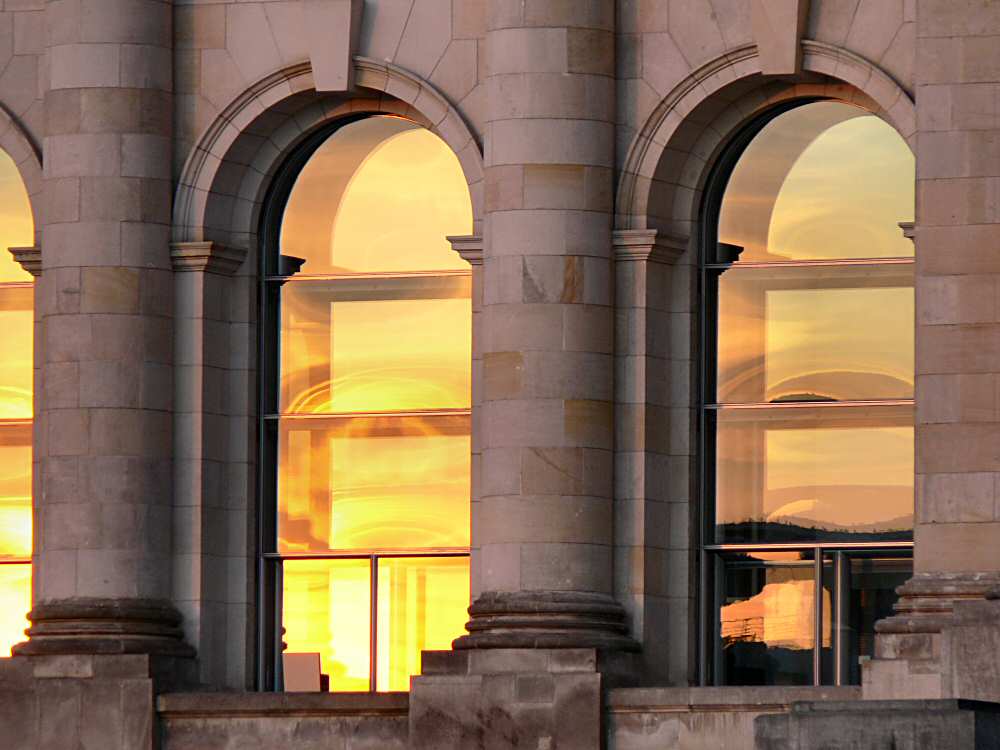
[0, 104, 42, 251]
[173, 56, 484, 250]
[617, 40, 915, 235]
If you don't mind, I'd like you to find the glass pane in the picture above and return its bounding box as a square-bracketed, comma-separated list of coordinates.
[718, 101, 914, 262]
[715, 263, 913, 404]
[842, 555, 910, 684]
[719, 553, 826, 685]
[278, 414, 471, 553]
[279, 276, 471, 413]
[376, 556, 469, 692]
[0, 286, 32, 419]
[282, 558, 371, 691]
[0, 563, 29, 655]
[279, 116, 472, 275]
[714, 403, 914, 543]
[0, 422, 30, 559]
[0, 149, 34, 284]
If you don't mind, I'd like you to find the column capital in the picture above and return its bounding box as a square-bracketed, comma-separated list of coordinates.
[612, 229, 686, 264]
[448, 234, 483, 266]
[8, 246, 41, 277]
[170, 241, 247, 275]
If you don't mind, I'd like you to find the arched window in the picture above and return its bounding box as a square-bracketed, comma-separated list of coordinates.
[260, 115, 473, 692]
[702, 101, 915, 686]
[0, 149, 34, 655]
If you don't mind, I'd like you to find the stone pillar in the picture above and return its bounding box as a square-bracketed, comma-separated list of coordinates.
[866, 0, 1000, 699]
[456, 0, 635, 651]
[16, 0, 189, 657]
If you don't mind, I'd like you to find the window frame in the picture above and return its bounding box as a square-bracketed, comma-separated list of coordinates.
[696, 99, 915, 687]
[255, 114, 472, 692]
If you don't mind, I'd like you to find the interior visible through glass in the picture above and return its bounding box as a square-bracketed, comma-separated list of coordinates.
[273, 115, 473, 691]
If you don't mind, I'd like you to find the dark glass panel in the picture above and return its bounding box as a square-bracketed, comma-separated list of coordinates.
[279, 275, 471, 414]
[842, 555, 910, 684]
[715, 263, 914, 404]
[282, 558, 371, 691]
[717, 101, 914, 263]
[714, 403, 914, 544]
[718, 552, 824, 686]
[279, 115, 472, 275]
[277, 414, 471, 553]
[376, 556, 469, 691]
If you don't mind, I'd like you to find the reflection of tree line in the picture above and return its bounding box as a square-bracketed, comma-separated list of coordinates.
[718, 519, 912, 544]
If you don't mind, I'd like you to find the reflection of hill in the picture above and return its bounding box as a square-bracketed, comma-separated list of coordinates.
[719, 484, 914, 536]
[718, 520, 912, 544]
[767, 370, 913, 402]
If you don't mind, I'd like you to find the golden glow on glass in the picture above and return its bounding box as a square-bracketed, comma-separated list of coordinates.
[0, 423, 31, 559]
[278, 416, 471, 553]
[719, 102, 914, 262]
[0, 564, 29, 656]
[0, 151, 33, 658]
[280, 278, 471, 413]
[715, 405, 914, 540]
[716, 265, 914, 404]
[376, 557, 470, 691]
[0, 150, 33, 284]
[280, 116, 472, 274]
[276, 116, 473, 690]
[283, 559, 372, 692]
[0, 287, 33, 419]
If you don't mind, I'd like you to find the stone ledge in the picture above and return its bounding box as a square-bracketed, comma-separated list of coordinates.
[606, 685, 861, 713]
[157, 691, 409, 719]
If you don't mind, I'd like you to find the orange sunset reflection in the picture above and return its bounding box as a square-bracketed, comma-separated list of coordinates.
[0, 147, 33, 657]
[277, 115, 472, 691]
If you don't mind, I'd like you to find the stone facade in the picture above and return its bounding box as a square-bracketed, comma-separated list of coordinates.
[0, 0, 997, 748]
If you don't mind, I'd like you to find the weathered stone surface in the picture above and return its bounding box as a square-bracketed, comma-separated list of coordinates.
[756, 700, 1000, 750]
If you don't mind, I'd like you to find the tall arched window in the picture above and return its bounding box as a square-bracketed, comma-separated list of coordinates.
[702, 101, 915, 686]
[0, 149, 34, 655]
[261, 115, 473, 692]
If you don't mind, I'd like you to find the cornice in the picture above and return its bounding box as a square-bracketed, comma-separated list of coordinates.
[448, 235, 483, 266]
[612, 230, 687, 264]
[9, 245, 41, 277]
[170, 242, 247, 275]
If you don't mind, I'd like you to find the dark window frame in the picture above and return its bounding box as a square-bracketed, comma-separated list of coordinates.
[696, 98, 915, 687]
[255, 113, 471, 692]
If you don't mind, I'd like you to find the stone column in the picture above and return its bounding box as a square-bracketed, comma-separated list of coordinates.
[16, 0, 189, 656]
[866, 0, 1000, 699]
[455, 0, 635, 651]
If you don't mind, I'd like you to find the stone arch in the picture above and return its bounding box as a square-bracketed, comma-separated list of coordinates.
[172, 57, 484, 252]
[616, 40, 915, 237]
[0, 104, 43, 245]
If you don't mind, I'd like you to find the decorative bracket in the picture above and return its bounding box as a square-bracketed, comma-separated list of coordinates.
[8, 245, 41, 277]
[170, 242, 247, 275]
[305, 0, 364, 92]
[612, 229, 687, 264]
[899, 221, 915, 242]
[752, 0, 810, 75]
[448, 235, 483, 267]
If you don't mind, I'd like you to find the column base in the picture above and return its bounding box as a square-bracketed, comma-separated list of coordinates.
[12, 597, 195, 658]
[876, 572, 1000, 637]
[453, 591, 640, 652]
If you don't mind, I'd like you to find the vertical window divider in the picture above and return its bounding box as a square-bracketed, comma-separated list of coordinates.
[813, 548, 822, 686]
[370, 554, 379, 692]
